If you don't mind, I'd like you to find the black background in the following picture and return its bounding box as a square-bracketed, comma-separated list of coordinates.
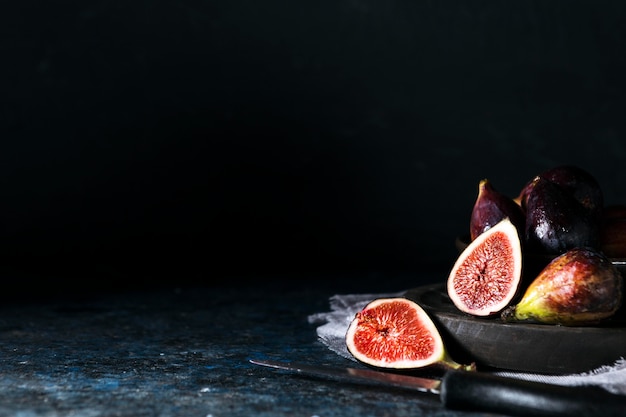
[3, 1, 626, 298]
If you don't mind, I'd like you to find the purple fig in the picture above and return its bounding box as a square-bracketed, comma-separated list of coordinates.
[517, 165, 604, 222]
[541, 165, 603, 217]
[501, 247, 623, 325]
[524, 176, 600, 255]
[469, 179, 525, 241]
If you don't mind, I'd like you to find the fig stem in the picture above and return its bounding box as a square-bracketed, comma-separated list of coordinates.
[440, 353, 476, 372]
[500, 306, 517, 323]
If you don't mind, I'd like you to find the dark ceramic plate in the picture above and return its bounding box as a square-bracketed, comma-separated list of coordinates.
[405, 283, 626, 374]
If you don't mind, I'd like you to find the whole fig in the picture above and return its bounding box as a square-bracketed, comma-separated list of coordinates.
[524, 176, 601, 255]
[501, 247, 623, 326]
[539, 165, 604, 220]
[469, 178, 525, 241]
[517, 165, 603, 222]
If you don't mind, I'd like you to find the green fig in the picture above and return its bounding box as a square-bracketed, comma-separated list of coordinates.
[501, 247, 623, 326]
[469, 178, 525, 241]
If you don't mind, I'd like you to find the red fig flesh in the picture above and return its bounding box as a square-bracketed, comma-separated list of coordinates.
[447, 218, 523, 317]
[345, 297, 474, 370]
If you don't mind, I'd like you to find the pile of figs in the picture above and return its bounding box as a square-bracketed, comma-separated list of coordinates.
[343, 164, 624, 373]
[448, 165, 625, 326]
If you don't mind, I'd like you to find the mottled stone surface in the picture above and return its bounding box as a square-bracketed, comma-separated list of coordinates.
[0, 279, 486, 416]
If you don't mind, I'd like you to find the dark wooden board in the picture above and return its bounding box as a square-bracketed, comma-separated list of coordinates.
[405, 283, 626, 374]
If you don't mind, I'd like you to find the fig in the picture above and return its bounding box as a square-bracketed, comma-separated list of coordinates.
[447, 217, 523, 317]
[539, 165, 604, 220]
[501, 247, 623, 326]
[345, 297, 475, 371]
[524, 176, 600, 255]
[469, 178, 525, 241]
[516, 165, 604, 221]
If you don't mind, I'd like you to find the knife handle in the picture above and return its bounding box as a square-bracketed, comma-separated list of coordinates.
[440, 369, 626, 417]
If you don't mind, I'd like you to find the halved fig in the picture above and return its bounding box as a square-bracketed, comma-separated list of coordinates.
[447, 217, 523, 317]
[345, 297, 474, 370]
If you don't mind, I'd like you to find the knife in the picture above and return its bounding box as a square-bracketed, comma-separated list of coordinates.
[249, 359, 626, 417]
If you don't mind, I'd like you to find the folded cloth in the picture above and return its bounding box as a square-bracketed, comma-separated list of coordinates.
[307, 291, 626, 396]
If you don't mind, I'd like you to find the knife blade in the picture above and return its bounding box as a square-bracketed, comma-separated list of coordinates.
[249, 359, 626, 417]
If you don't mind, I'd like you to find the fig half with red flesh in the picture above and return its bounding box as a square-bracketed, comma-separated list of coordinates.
[345, 297, 474, 370]
[447, 217, 523, 317]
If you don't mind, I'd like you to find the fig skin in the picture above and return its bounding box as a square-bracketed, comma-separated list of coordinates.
[470, 178, 525, 242]
[345, 298, 475, 371]
[524, 176, 601, 255]
[501, 247, 623, 326]
[516, 165, 604, 221]
[448, 217, 523, 317]
[539, 165, 604, 221]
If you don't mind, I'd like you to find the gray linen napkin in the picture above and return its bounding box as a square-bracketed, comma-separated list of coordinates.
[308, 291, 626, 395]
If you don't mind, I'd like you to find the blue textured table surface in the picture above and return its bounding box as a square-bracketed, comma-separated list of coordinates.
[0, 275, 494, 417]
